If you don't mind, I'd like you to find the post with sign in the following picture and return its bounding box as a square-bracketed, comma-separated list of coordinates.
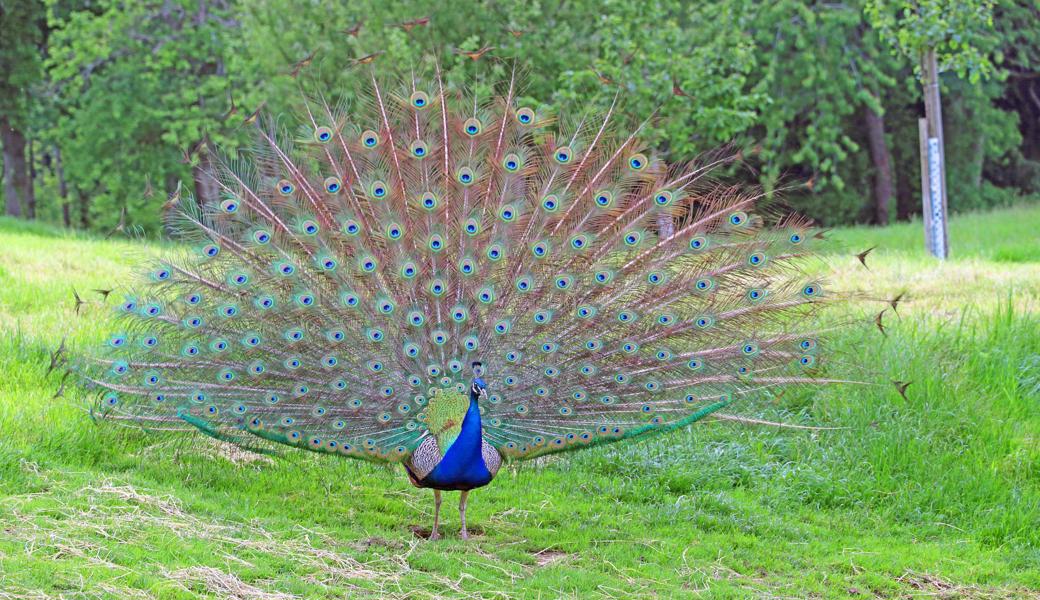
[919, 48, 949, 259]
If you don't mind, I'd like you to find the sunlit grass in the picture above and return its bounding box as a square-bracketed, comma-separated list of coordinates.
[0, 206, 1038, 598]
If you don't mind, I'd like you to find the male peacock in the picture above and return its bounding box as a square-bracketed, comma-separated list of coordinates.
[76, 58, 869, 540]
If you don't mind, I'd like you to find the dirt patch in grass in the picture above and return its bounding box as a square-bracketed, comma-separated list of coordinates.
[410, 524, 485, 540]
[892, 570, 1040, 599]
[531, 549, 572, 567]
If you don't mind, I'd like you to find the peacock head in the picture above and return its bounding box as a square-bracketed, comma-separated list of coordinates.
[470, 361, 488, 402]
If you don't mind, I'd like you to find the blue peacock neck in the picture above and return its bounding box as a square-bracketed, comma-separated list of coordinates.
[458, 377, 485, 442]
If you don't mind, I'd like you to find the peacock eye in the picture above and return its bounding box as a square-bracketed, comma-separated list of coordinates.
[503, 153, 521, 172]
[464, 118, 482, 136]
[410, 91, 430, 108]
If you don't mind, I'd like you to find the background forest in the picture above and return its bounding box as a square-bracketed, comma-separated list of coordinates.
[1, 0, 1037, 236]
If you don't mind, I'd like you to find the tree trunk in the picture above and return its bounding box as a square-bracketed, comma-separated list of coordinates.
[895, 166, 916, 221]
[864, 101, 894, 226]
[77, 187, 90, 229]
[970, 130, 985, 191]
[55, 145, 71, 228]
[26, 139, 36, 219]
[1, 115, 29, 217]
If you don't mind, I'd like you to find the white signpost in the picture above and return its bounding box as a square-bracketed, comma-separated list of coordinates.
[918, 118, 949, 259]
[926, 138, 947, 258]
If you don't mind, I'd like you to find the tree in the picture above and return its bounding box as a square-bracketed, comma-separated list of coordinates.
[866, 0, 996, 257]
[0, 1, 45, 218]
[739, 0, 906, 225]
[230, 0, 767, 236]
[8, 0, 1032, 234]
[44, 0, 239, 234]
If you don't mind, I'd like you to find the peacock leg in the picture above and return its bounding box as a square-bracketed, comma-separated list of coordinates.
[459, 490, 470, 540]
[430, 489, 442, 540]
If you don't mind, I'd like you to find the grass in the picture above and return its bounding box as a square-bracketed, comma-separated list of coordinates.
[0, 205, 1038, 598]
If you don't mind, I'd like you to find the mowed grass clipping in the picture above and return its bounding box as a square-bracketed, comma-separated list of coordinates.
[0, 206, 1038, 599]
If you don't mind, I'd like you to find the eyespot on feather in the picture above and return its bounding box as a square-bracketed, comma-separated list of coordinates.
[463, 117, 482, 136]
[515, 107, 535, 124]
[409, 140, 428, 159]
[410, 91, 430, 109]
[314, 126, 333, 143]
[361, 130, 380, 148]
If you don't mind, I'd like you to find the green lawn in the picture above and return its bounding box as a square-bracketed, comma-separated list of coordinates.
[1, 206, 1038, 599]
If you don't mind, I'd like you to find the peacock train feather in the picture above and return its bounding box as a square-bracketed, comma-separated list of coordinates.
[74, 56, 871, 538]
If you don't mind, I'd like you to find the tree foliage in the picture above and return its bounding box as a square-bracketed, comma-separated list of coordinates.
[0, 0, 1035, 234]
[865, 0, 996, 83]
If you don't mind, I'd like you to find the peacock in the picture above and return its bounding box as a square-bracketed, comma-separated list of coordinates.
[73, 56, 876, 540]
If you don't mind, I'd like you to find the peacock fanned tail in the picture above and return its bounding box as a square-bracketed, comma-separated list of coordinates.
[78, 59, 856, 466]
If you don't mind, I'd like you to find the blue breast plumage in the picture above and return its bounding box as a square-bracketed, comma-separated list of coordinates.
[406, 383, 501, 491]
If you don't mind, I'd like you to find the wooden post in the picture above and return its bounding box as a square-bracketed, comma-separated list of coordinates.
[919, 48, 949, 259]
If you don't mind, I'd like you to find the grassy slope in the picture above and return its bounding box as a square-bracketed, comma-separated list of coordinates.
[0, 206, 1038, 599]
